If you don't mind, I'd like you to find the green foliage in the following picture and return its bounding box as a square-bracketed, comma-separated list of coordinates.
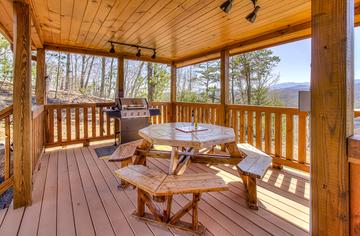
[177, 60, 220, 103]
[0, 36, 13, 86]
[230, 49, 281, 106]
[149, 63, 170, 101]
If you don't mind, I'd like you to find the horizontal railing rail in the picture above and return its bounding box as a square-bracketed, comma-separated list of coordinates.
[44, 102, 115, 147]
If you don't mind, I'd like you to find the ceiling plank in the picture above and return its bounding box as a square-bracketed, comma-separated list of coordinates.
[175, 21, 310, 66]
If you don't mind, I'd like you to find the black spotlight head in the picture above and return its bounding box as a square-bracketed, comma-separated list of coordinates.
[109, 43, 115, 53]
[136, 48, 141, 57]
[246, 5, 260, 23]
[220, 0, 233, 13]
[151, 50, 156, 59]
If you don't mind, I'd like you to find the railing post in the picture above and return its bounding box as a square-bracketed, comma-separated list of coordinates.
[13, 0, 32, 208]
[170, 63, 177, 122]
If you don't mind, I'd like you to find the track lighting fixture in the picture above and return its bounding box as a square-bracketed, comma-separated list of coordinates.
[109, 43, 115, 53]
[136, 48, 141, 57]
[151, 50, 156, 59]
[220, 0, 233, 13]
[108, 41, 156, 58]
[246, 0, 260, 23]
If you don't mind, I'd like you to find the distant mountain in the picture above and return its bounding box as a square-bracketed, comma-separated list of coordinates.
[269, 80, 360, 108]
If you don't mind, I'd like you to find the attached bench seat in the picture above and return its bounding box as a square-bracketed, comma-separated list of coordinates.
[115, 165, 228, 234]
[237, 143, 272, 209]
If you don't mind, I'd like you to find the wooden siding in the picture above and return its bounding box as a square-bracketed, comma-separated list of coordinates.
[0, 144, 309, 235]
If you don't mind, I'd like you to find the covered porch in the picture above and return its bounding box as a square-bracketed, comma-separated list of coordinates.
[0, 0, 359, 235]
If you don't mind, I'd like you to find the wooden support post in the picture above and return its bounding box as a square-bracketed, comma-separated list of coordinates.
[220, 50, 230, 151]
[13, 0, 33, 208]
[117, 56, 124, 98]
[170, 63, 177, 122]
[220, 50, 229, 126]
[115, 56, 124, 143]
[311, 0, 354, 234]
[35, 48, 46, 104]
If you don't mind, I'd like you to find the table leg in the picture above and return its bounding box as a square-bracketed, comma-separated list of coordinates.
[169, 147, 179, 175]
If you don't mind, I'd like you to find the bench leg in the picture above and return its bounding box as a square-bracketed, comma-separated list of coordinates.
[239, 174, 258, 210]
[247, 177, 258, 210]
[118, 159, 132, 189]
[137, 189, 145, 217]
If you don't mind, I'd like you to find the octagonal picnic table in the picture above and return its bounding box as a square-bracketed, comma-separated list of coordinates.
[138, 122, 246, 175]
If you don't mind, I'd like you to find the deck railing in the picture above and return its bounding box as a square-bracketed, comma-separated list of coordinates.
[0, 105, 13, 196]
[226, 104, 309, 172]
[173, 102, 225, 125]
[40, 102, 360, 173]
[44, 103, 115, 147]
[32, 105, 45, 169]
[149, 102, 172, 124]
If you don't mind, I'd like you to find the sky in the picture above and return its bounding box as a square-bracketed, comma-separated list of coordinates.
[269, 27, 360, 83]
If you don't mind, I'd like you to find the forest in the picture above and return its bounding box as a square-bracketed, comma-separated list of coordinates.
[0, 34, 282, 106]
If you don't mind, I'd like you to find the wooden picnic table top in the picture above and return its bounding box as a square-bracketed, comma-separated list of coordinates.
[138, 122, 235, 149]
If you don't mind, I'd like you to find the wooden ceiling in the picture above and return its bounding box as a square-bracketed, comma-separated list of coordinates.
[1, 0, 360, 67]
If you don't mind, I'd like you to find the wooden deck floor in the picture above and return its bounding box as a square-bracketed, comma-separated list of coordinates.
[0, 143, 310, 236]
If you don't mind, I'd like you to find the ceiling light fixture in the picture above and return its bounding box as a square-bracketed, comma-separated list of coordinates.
[136, 48, 141, 57]
[246, 0, 260, 23]
[151, 50, 156, 59]
[220, 0, 233, 13]
[109, 43, 115, 53]
[108, 41, 156, 59]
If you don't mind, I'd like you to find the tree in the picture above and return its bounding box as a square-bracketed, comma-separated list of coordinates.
[230, 49, 280, 105]
[196, 61, 220, 103]
[100, 57, 106, 97]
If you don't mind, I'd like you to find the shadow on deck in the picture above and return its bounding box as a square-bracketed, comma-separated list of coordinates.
[0, 143, 309, 236]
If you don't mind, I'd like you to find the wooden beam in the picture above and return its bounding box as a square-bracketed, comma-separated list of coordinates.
[35, 48, 46, 104]
[44, 44, 172, 65]
[13, 0, 32, 208]
[170, 63, 177, 121]
[311, 0, 354, 234]
[0, 21, 12, 43]
[117, 57, 124, 98]
[220, 50, 229, 126]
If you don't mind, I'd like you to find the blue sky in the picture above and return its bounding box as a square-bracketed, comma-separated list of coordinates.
[270, 27, 360, 83]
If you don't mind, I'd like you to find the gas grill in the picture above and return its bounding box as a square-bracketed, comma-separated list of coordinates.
[104, 98, 160, 144]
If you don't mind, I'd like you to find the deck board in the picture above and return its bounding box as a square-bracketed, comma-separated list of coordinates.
[57, 150, 76, 236]
[66, 148, 95, 236]
[37, 150, 58, 236]
[0, 144, 310, 236]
